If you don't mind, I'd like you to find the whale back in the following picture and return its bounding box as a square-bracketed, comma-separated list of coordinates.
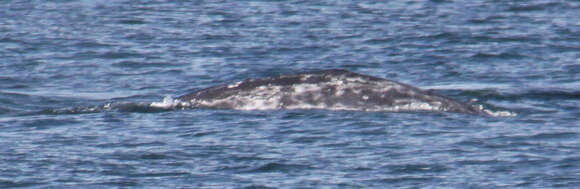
[178, 69, 482, 114]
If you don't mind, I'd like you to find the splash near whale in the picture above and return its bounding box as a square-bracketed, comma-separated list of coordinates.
[177, 69, 493, 115]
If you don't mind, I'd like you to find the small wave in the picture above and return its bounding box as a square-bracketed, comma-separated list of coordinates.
[507, 2, 560, 12]
[240, 162, 311, 173]
[515, 89, 580, 100]
[425, 84, 578, 117]
[463, 88, 580, 101]
[39, 96, 192, 115]
[470, 52, 524, 59]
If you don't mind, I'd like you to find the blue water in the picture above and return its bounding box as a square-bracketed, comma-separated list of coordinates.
[1, 0, 579, 188]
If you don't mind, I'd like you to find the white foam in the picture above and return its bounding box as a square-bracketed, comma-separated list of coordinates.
[150, 96, 190, 109]
[484, 109, 517, 117]
[472, 104, 517, 117]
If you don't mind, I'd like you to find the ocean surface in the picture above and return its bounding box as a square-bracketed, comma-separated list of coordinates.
[1, 0, 579, 188]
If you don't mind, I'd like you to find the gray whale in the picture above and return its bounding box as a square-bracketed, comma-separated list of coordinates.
[178, 69, 484, 114]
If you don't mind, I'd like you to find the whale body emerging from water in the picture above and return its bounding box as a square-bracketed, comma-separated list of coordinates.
[178, 69, 485, 115]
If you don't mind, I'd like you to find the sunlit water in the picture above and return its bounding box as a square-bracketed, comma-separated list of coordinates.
[1, 0, 579, 188]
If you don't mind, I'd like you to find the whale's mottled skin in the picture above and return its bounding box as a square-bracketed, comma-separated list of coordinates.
[178, 69, 484, 114]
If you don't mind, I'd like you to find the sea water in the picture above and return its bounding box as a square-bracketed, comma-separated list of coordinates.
[1, 0, 579, 188]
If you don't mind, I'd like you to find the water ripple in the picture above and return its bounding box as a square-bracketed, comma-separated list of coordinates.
[1, 0, 579, 188]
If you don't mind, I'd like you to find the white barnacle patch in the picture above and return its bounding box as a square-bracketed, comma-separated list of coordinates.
[292, 83, 320, 94]
[345, 77, 367, 84]
[227, 81, 243, 88]
[327, 78, 344, 86]
[194, 85, 286, 110]
[300, 74, 313, 81]
[362, 95, 369, 100]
